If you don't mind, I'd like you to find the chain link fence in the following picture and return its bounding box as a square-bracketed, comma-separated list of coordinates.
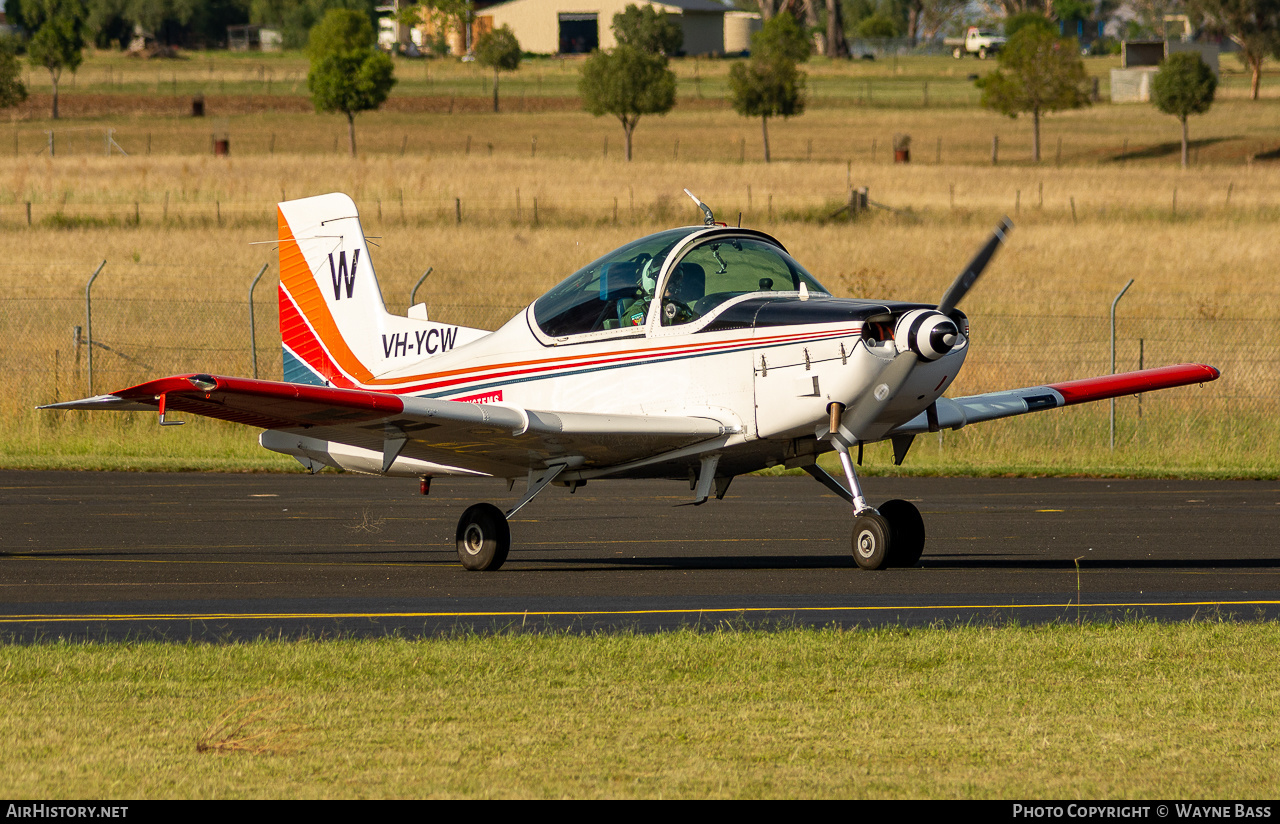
[2, 268, 1273, 453]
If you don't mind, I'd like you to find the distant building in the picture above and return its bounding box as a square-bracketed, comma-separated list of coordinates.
[1112, 38, 1219, 103]
[723, 10, 761, 55]
[400, 0, 505, 57]
[227, 25, 283, 52]
[484, 0, 732, 56]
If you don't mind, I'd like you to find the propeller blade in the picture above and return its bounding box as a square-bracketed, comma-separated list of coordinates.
[836, 351, 918, 440]
[936, 217, 1013, 316]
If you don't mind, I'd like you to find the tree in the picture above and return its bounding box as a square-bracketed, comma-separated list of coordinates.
[754, 0, 822, 53]
[26, 0, 87, 120]
[906, 0, 968, 41]
[729, 14, 807, 163]
[976, 26, 1091, 162]
[579, 44, 676, 161]
[612, 4, 682, 55]
[729, 53, 806, 163]
[1004, 10, 1054, 37]
[1152, 51, 1217, 168]
[857, 12, 900, 37]
[1192, 0, 1280, 100]
[0, 37, 29, 112]
[401, 0, 471, 56]
[250, 0, 377, 51]
[306, 9, 395, 157]
[307, 2, 375, 55]
[823, 0, 849, 57]
[474, 25, 521, 113]
[753, 9, 810, 63]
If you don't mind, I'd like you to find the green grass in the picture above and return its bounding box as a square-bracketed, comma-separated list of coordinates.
[19, 50, 1279, 105]
[4, 622, 1280, 798]
[4, 52, 1276, 478]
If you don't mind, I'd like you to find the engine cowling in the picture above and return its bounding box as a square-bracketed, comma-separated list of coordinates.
[895, 309, 960, 362]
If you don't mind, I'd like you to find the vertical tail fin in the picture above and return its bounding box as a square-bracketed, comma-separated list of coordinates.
[277, 193, 486, 389]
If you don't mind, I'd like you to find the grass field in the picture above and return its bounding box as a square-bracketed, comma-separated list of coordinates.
[4, 50, 1279, 801]
[3, 153, 1276, 475]
[2, 48, 1278, 476]
[4, 623, 1280, 798]
[11, 50, 1280, 106]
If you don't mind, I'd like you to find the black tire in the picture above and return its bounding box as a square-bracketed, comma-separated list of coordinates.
[851, 512, 892, 570]
[953, 47, 963, 59]
[456, 503, 510, 571]
[978, 46, 988, 59]
[879, 499, 926, 568]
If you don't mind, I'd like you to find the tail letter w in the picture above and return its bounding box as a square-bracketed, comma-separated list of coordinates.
[328, 250, 360, 300]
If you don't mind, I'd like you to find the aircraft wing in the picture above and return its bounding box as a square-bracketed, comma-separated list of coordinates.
[888, 363, 1220, 436]
[41, 374, 738, 478]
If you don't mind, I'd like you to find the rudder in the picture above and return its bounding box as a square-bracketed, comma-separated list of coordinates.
[276, 193, 486, 390]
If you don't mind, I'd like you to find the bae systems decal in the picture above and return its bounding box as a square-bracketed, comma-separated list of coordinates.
[453, 391, 503, 404]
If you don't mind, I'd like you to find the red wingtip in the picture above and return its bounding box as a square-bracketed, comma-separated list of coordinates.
[1049, 363, 1220, 406]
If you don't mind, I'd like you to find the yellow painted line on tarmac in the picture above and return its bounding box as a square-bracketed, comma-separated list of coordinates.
[4, 599, 1280, 624]
[519, 538, 815, 546]
[1, 556, 456, 569]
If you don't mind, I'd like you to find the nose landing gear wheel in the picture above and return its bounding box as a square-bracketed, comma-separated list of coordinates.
[879, 499, 926, 568]
[851, 512, 891, 570]
[456, 503, 510, 571]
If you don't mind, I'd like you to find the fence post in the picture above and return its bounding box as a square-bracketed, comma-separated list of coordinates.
[84, 260, 106, 395]
[1110, 278, 1135, 450]
[248, 262, 269, 379]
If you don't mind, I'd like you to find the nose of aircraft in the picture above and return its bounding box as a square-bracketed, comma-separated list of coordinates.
[895, 309, 960, 362]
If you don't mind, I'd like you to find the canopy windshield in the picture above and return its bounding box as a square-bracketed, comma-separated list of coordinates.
[532, 227, 832, 339]
[659, 236, 830, 327]
[533, 228, 693, 338]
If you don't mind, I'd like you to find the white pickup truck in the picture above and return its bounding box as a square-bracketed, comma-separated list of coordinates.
[944, 27, 1007, 59]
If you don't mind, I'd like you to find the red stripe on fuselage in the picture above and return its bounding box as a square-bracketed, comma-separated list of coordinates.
[381, 325, 860, 396]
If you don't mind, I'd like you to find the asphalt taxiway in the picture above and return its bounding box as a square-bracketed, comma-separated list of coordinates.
[2, 470, 1277, 640]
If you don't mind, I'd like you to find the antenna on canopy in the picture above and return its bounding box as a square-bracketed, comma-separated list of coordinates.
[684, 189, 716, 226]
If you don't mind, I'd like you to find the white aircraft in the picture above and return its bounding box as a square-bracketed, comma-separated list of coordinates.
[43, 192, 1220, 571]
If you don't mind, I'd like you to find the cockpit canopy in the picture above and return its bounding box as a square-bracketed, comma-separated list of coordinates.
[532, 227, 831, 340]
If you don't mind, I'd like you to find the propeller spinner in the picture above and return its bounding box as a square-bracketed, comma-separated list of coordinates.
[830, 217, 1014, 438]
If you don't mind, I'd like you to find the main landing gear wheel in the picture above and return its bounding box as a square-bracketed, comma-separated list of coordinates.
[851, 512, 891, 570]
[879, 499, 926, 568]
[456, 503, 510, 571]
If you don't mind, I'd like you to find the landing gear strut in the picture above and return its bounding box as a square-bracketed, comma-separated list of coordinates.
[454, 463, 568, 571]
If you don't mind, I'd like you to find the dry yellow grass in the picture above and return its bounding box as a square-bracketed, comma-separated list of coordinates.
[6, 86, 1280, 163]
[2, 142, 1276, 474]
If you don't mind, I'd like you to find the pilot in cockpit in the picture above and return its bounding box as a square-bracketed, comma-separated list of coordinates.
[660, 261, 706, 326]
[611, 254, 665, 327]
